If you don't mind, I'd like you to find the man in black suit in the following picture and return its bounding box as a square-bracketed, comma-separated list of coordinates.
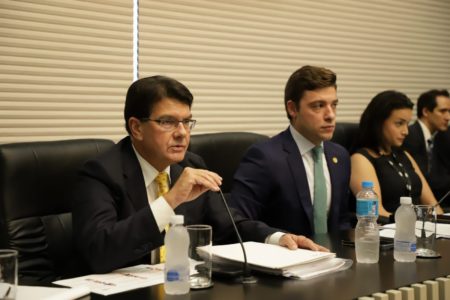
[403, 89, 450, 201]
[72, 75, 327, 274]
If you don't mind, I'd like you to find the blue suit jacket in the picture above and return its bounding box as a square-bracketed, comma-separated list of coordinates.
[230, 128, 351, 237]
[72, 137, 276, 273]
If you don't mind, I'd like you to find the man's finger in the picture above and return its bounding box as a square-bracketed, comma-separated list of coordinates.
[280, 234, 298, 250]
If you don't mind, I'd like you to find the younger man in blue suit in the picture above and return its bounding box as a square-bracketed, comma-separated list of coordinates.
[231, 66, 351, 237]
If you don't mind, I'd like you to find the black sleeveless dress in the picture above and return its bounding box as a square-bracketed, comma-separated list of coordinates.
[356, 148, 422, 213]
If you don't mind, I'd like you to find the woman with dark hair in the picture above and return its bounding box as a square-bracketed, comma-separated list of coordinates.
[350, 90, 444, 218]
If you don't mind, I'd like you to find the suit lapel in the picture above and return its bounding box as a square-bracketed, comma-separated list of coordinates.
[324, 142, 339, 222]
[414, 122, 427, 154]
[282, 130, 314, 229]
[121, 138, 149, 211]
[411, 122, 428, 172]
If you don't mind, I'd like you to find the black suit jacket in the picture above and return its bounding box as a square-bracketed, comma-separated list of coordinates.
[230, 128, 351, 237]
[431, 128, 450, 201]
[403, 121, 450, 200]
[403, 121, 428, 174]
[72, 137, 277, 273]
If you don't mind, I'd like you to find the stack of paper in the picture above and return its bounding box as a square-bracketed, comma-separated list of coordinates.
[201, 242, 352, 280]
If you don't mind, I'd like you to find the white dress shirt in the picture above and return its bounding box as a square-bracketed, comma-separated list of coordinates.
[132, 146, 175, 233]
[418, 119, 435, 152]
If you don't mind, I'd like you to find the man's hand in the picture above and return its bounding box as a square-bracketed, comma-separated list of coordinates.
[164, 167, 222, 209]
[279, 233, 330, 252]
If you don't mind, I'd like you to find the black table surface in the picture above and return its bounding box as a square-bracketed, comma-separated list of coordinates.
[91, 231, 450, 300]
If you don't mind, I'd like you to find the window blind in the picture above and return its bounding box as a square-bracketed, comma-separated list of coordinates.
[139, 0, 450, 136]
[0, 0, 133, 143]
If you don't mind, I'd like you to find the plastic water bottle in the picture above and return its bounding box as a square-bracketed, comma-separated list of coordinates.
[355, 181, 379, 263]
[356, 181, 379, 218]
[394, 197, 417, 262]
[164, 215, 190, 295]
[355, 216, 379, 263]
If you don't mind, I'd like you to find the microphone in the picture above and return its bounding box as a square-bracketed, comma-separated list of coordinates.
[434, 190, 450, 208]
[217, 188, 257, 284]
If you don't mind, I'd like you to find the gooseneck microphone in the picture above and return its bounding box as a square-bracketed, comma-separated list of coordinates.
[434, 190, 450, 208]
[218, 188, 257, 284]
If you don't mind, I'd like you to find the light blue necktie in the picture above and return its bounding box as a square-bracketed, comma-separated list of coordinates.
[312, 146, 327, 234]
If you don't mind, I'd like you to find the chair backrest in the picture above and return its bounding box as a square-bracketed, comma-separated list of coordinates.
[0, 138, 114, 285]
[331, 122, 359, 152]
[188, 132, 269, 194]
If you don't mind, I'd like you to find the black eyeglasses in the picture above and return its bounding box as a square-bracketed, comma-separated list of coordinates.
[140, 117, 196, 131]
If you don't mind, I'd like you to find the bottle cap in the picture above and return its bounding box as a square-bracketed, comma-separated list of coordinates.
[400, 196, 412, 205]
[170, 215, 184, 225]
[362, 181, 373, 188]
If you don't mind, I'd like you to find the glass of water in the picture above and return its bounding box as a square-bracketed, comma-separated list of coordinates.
[187, 225, 213, 289]
[0, 249, 18, 300]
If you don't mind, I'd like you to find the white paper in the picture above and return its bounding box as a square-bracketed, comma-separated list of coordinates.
[16, 285, 88, 300]
[54, 262, 200, 296]
[380, 222, 450, 239]
[283, 257, 351, 280]
[205, 242, 335, 269]
[54, 264, 165, 296]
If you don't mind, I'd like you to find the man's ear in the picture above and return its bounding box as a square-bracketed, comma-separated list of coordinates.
[422, 107, 431, 118]
[129, 117, 144, 141]
[286, 100, 298, 119]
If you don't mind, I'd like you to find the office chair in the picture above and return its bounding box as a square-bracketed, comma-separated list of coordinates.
[189, 132, 269, 194]
[331, 122, 359, 152]
[0, 139, 114, 285]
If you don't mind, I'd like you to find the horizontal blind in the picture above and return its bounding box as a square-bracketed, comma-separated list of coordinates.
[139, 0, 450, 136]
[0, 0, 133, 143]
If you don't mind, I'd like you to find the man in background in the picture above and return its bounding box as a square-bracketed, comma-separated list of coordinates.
[403, 89, 450, 204]
[231, 65, 351, 238]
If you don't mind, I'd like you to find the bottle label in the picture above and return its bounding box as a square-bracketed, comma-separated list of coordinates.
[394, 240, 416, 252]
[166, 270, 180, 282]
[356, 199, 378, 217]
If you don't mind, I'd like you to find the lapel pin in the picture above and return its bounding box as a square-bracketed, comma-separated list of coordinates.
[332, 157, 338, 164]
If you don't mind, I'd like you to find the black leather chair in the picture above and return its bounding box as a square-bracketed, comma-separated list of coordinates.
[330, 123, 359, 225]
[0, 139, 114, 285]
[331, 122, 359, 152]
[189, 132, 269, 194]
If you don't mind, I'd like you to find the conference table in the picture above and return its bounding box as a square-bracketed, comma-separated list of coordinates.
[91, 231, 450, 300]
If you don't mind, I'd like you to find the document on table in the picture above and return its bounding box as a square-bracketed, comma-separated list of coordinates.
[205, 241, 335, 269]
[54, 262, 200, 296]
[201, 242, 352, 280]
[380, 222, 450, 239]
[16, 285, 90, 300]
[54, 264, 165, 296]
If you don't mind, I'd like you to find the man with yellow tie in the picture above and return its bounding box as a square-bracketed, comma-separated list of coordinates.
[72, 75, 327, 274]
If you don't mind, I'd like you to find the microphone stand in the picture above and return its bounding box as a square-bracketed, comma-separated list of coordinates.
[218, 189, 257, 284]
[434, 190, 450, 208]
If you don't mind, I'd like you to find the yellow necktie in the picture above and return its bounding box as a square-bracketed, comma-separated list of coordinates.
[155, 172, 170, 263]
